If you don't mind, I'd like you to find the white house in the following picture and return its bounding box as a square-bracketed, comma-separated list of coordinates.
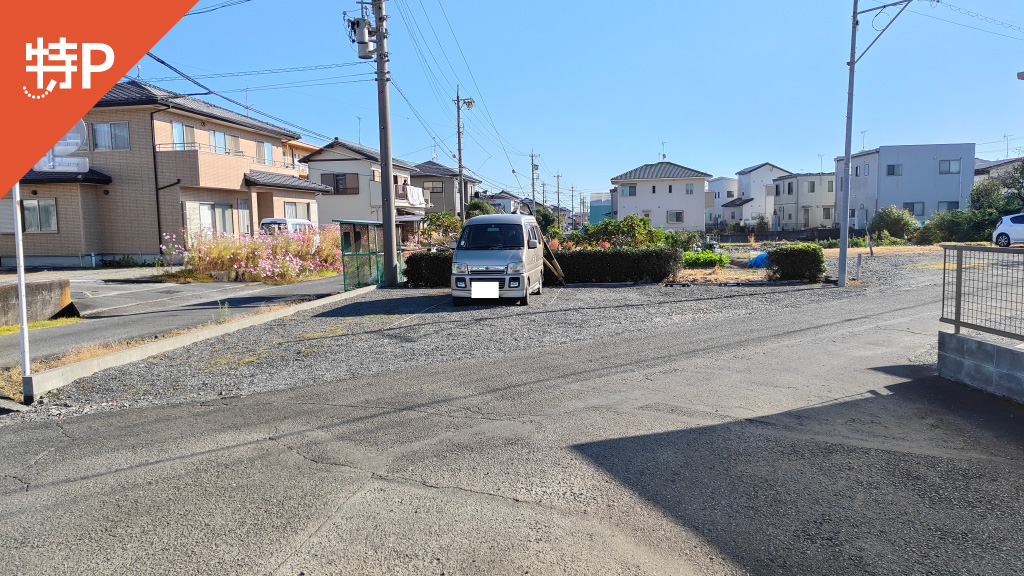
[707, 176, 738, 226]
[302, 138, 428, 241]
[609, 161, 712, 232]
[479, 190, 523, 214]
[835, 144, 975, 228]
[770, 172, 836, 230]
[735, 162, 792, 226]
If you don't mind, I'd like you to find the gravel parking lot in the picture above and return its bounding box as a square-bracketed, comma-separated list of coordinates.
[3, 249, 946, 423]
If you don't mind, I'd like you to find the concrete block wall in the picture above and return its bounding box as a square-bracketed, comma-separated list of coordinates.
[0, 279, 73, 326]
[938, 331, 1024, 403]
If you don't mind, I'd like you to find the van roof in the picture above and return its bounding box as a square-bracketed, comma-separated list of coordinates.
[465, 214, 537, 225]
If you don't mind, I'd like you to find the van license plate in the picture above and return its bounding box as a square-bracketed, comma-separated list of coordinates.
[471, 282, 499, 299]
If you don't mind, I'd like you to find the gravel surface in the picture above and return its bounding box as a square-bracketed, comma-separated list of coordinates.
[2, 250, 946, 424]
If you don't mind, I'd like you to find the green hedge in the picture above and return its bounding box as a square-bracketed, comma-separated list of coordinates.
[683, 250, 729, 268]
[545, 248, 681, 284]
[405, 251, 452, 287]
[767, 243, 826, 282]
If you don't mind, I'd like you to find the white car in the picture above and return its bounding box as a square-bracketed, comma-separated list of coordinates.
[259, 218, 314, 234]
[992, 214, 1024, 247]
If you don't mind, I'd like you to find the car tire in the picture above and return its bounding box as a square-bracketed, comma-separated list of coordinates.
[996, 233, 1011, 247]
[519, 289, 530, 306]
[453, 297, 464, 307]
[536, 276, 543, 296]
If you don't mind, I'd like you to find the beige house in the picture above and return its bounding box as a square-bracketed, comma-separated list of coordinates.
[771, 172, 836, 231]
[1, 80, 331, 266]
[610, 162, 712, 232]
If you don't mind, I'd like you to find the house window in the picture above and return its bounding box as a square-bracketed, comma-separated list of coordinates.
[787, 182, 794, 195]
[285, 202, 310, 221]
[641, 211, 651, 220]
[937, 201, 960, 211]
[651, 185, 656, 194]
[171, 121, 195, 150]
[292, 151, 301, 168]
[775, 184, 780, 196]
[903, 202, 925, 217]
[256, 141, 274, 166]
[21, 198, 57, 232]
[372, 169, 381, 182]
[198, 203, 234, 235]
[887, 164, 902, 176]
[850, 209, 856, 218]
[669, 185, 673, 193]
[804, 181, 816, 194]
[822, 207, 833, 220]
[92, 121, 129, 150]
[864, 163, 869, 176]
[666, 210, 684, 223]
[685, 183, 694, 195]
[827, 180, 834, 193]
[854, 166, 860, 177]
[621, 185, 636, 196]
[939, 160, 961, 174]
[209, 130, 240, 155]
[726, 190, 735, 198]
[321, 173, 359, 195]
[731, 211, 736, 219]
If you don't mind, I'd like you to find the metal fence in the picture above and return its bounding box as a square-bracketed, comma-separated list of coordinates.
[941, 245, 1024, 342]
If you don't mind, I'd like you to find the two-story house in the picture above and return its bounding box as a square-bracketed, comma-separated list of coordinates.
[707, 177, 738, 226]
[409, 160, 479, 217]
[609, 162, 712, 232]
[734, 162, 791, 226]
[835, 143, 975, 228]
[1, 80, 331, 267]
[478, 190, 522, 215]
[302, 138, 428, 244]
[771, 172, 836, 230]
[975, 157, 1021, 192]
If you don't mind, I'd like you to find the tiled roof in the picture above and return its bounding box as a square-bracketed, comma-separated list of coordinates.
[736, 162, 790, 175]
[411, 160, 481, 182]
[97, 80, 301, 140]
[244, 170, 332, 192]
[611, 162, 712, 181]
[721, 197, 754, 207]
[300, 137, 415, 169]
[772, 172, 835, 181]
[975, 157, 1021, 174]
[21, 168, 112, 185]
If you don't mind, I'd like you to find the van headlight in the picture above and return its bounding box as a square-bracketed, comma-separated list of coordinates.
[453, 262, 469, 274]
[507, 261, 525, 273]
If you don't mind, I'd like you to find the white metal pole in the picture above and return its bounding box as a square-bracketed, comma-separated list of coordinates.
[12, 182, 32, 387]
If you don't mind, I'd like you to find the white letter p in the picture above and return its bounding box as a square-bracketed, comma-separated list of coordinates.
[82, 43, 114, 89]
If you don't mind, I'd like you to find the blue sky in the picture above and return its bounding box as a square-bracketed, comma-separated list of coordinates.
[145, 0, 1024, 207]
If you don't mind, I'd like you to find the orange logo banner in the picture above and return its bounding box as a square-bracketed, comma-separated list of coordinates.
[0, 0, 198, 197]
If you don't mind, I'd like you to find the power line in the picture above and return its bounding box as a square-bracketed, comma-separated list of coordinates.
[217, 73, 376, 93]
[185, 0, 254, 16]
[145, 52, 331, 141]
[138, 62, 364, 83]
[880, 0, 1024, 42]
[930, 0, 1024, 33]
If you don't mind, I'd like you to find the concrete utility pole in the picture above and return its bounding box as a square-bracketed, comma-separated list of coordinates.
[555, 173, 561, 225]
[838, 0, 912, 288]
[530, 150, 537, 213]
[453, 85, 474, 222]
[570, 185, 575, 230]
[372, 0, 398, 286]
[542, 182, 547, 207]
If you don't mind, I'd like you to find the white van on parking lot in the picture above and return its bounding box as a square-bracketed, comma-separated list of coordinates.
[450, 214, 545, 306]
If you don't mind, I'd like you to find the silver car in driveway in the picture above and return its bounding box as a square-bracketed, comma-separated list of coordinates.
[450, 214, 545, 306]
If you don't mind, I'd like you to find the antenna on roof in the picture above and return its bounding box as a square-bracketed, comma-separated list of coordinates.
[432, 137, 438, 160]
[136, 64, 141, 78]
[661, 141, 666, 161]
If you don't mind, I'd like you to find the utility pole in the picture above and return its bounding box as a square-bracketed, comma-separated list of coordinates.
[529, 150, 538, 213]
[555, 173, 561, 226]
[838, 0, 912, 288]
[541, 182, 547, 207]
[357, 116, 362, 144]
[570, 185, 575, 230]
[372, 0, 398, 286]
[1005, 134, 1013, 159]
[453, 86, 474, 222]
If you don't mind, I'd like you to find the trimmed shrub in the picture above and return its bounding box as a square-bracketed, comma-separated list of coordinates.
[545, 247, 681, 284]
[405, 251, 452, 287]
[684, 250, 730, 268]
[868, 205, 920, 239]
[815, 236, 867, 249]
[767, 243, 826, 282]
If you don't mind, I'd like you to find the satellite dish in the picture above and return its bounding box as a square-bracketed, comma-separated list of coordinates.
[34, 119, 89, 172]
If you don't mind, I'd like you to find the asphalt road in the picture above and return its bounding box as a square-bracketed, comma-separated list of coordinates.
[0, 274, 348, 367]
[2, 252, 1023, 575]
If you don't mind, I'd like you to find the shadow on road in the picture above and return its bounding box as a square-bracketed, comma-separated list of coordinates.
[574, 368, 1024, 575]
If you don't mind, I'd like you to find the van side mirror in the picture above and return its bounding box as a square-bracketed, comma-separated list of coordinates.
[448, 240, 457, 249]
[528, 239, 538, 249]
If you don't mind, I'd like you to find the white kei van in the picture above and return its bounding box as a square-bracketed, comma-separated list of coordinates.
[450, 214, 545, 306]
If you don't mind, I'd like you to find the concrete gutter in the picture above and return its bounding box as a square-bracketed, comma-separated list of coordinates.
[22, 284, 377, 404]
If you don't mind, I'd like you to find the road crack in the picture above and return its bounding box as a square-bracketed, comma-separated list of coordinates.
[2, 474, 31, 492]
[54, 420, 75, 441]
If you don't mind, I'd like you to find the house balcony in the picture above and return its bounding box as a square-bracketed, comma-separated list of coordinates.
[155, 142, 304, 190]
[395, 183, 428, 209]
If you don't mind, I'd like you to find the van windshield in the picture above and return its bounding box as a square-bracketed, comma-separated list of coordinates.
[457, 223, 525, 250]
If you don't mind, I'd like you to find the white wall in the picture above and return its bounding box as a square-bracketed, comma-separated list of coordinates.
[612, 178, 708, 231]
[307, 146, 412, 224]
[708, 177, 737, 223]
[772, 174, 836, 230]
[737, 165, 790, 224]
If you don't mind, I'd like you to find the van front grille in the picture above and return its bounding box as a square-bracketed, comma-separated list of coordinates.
[470, 278, 505, 289]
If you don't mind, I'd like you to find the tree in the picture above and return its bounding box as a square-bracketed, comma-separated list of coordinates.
[419, 212, 462, 248]
[534, 206, 564, 237]
[465, 199, 496, 219]
[969, 179, 1007, 212]
[868, 205, 920, 239]
[754, 214, 770, 233]
[998, 160, 1024, 211]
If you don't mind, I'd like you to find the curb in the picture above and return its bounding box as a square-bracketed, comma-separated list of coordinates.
[22, 284, 378, 404]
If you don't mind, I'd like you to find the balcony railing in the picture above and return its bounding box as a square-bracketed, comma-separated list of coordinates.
[155, 142, 305, 171]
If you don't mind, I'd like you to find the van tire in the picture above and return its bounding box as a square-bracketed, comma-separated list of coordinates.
[519, 290, 530, 306]
[536, 277, 543, 296]
[452, 297, 464, 307]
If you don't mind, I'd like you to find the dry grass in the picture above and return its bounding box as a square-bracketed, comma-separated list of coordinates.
[673, 266, 768, 284]
[0, 317, 82, 336]
[0, 300, 305, 403]
[821, 245, 944, 257]
[153, 269, 215, 283]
